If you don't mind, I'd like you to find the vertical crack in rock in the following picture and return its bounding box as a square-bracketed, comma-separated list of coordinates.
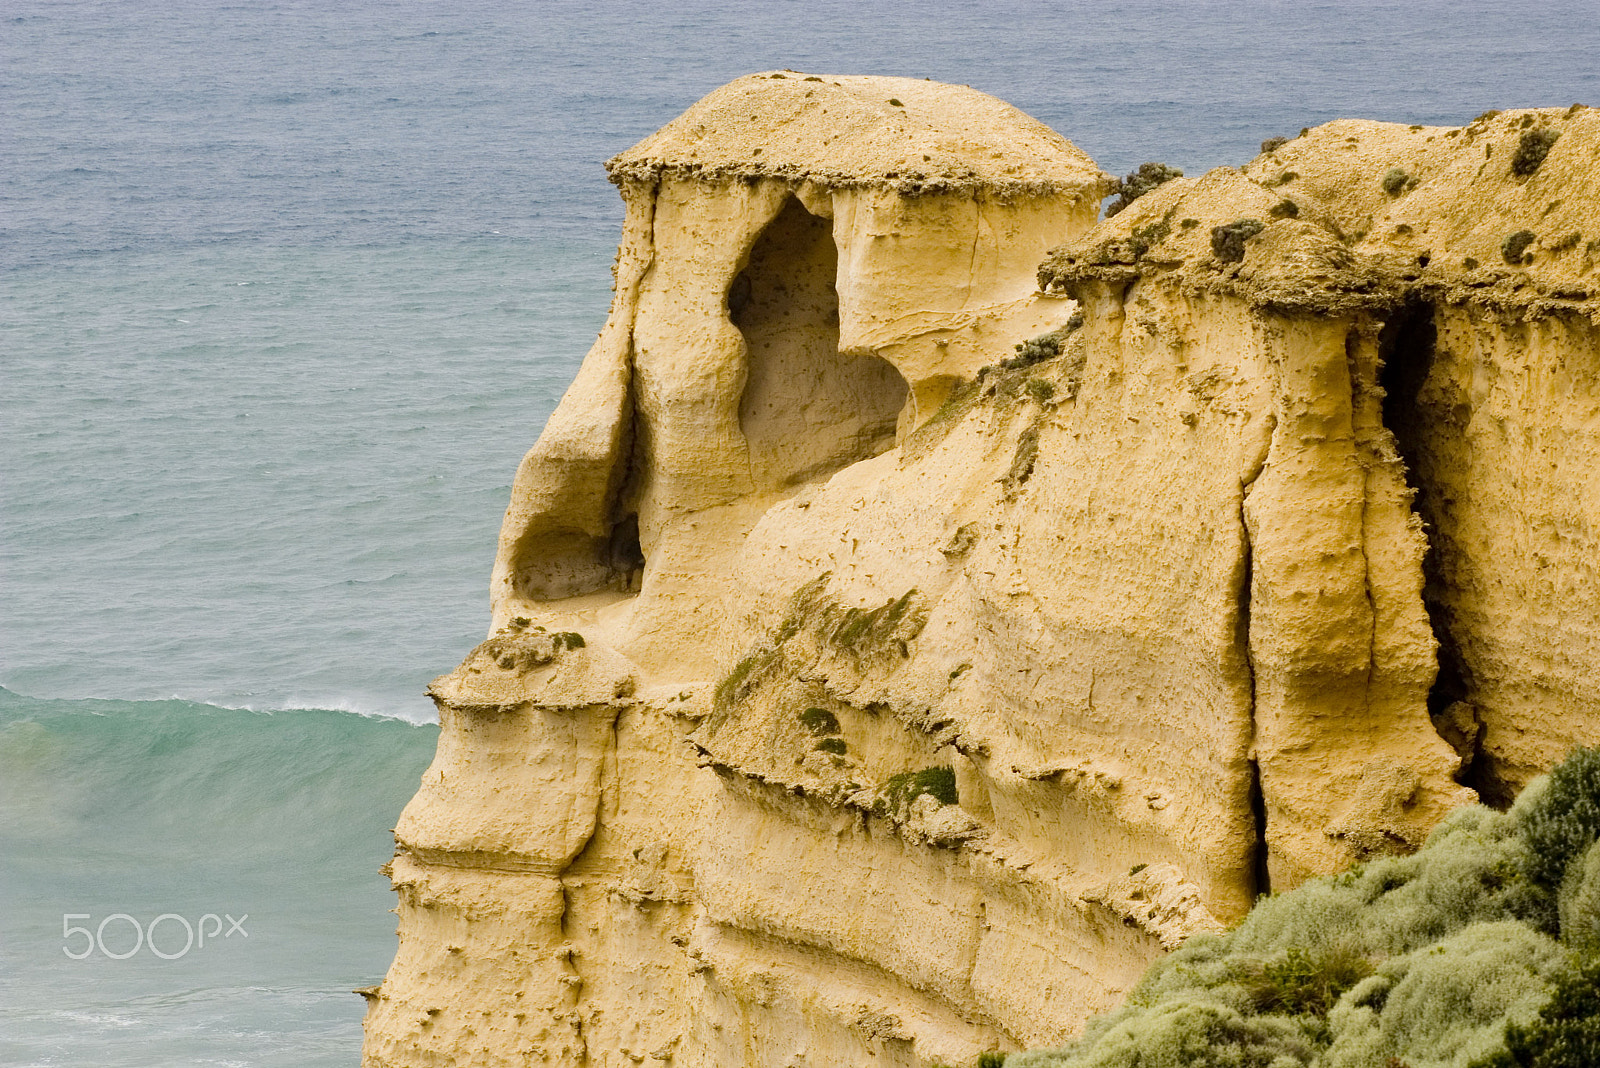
[966, 208, 981, 301]
[1377, 299, 1489, 798]
[1238, 404, 1271, 901]
[1247, 757, 1270, 898]
[1237, 493, 1269, 898]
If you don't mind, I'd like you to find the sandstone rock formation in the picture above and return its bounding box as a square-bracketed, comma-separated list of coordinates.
[363, 81, 1599, 1068]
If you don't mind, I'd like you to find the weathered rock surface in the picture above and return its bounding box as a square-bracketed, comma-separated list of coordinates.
[363, 83, 1599, 1068]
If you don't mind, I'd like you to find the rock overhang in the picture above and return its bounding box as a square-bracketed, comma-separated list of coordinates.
[606, 71, 1111, 200]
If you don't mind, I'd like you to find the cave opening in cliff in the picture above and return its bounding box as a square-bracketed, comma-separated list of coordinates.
[1378, 299, 1492, 800]
[505, 413, 645, 602]
[731, 195, 908, 489]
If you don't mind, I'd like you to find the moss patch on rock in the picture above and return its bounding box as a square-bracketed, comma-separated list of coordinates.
[874, 765, 958, 816]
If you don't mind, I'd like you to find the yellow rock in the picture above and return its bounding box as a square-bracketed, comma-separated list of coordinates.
[364, 84, 1600, 1068]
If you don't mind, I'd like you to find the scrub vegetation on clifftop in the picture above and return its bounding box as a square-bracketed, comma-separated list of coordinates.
[1007, 748, 1600, 1068]
[1103, 162, 1183, 217]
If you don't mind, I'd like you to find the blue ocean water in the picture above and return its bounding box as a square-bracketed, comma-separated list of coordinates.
[2, 2, 1595, 1064]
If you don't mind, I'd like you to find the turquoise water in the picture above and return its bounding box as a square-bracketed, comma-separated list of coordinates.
[0, 689, 437, 1065]
[3, 1, 1596, 1064]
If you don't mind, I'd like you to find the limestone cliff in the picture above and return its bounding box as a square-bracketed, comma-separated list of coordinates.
[362, 79, 1599, 1068]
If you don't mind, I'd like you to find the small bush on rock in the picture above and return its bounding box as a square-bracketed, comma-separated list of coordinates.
[1382, 168, 1414, 196]
[1104, 162, 1183, 217]
[876, 765, 958, 816]
[1005, 313, 1083, 370]
[1211, 219, 1265, 263]
[1511, 129, 1560, 176]
[799, 706, 840, 735]
[1009, 331, 1064, 367]
[1478, 954, 1600, 1068]
[1502, 230, 1537, 265]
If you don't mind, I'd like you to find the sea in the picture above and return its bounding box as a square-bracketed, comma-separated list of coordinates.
[2, 1, 1595, 1064]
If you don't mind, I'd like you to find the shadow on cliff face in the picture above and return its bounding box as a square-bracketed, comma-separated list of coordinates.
[731, 195, 907, 489]
[1379, 299, 1497, 803]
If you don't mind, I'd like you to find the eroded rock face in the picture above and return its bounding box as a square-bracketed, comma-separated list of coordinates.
[363, 87, 1599, 1068]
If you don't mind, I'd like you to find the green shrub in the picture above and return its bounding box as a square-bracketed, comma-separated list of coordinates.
[814, 737, 848, 756]
[1558, 842, 1600, 949]
[1025, 378, 1056, 403]
[1007, 313, 1083, 370]
[978, 1052, 1007, 1068]
[1326, 921, 1566, 1068]
[877, 766, 958, 815]
[1234, 945, 1374, 1016]
[799, 707, 840, 736]
[1514, 746, 1600, 932]
[1008, 1000, 1317, 1068]
[1211, 219, 1265, 263]
[1511, 129, 1560, 176]
[1009, 331, 1064, 367]
[1382, 168, 1413, 196]
[1104, 162, 1183, 217]
[1502, 230, 1537, 265]
[1488, 954, 1600, 1068]
[1260, 136, 1290, 154]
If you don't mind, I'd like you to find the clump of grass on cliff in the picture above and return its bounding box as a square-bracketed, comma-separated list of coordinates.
[1004, 748, 1600, 1068]
[1211, 219, 1265, 263]
[831, 589, 918, 651]
[1382, 167, 1416, 196]
[1005, 313, 1083, 370]
[1511, 128, 1560, 176]
[1103, 162, 1183, 217]
[1503, 230, 1538, 265]
[799, 706, 840, 735]
[874, 765, 958, 817]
